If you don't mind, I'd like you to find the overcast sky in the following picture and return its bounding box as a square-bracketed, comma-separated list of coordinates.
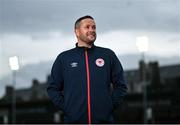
[0, 0, 180, 79]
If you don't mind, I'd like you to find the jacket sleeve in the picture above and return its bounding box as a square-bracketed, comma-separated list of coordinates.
[110, 50, 127, 110]
[47, 54, 64, 111]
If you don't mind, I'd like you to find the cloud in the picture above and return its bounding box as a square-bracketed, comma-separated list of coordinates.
[1, 29, 179, 78]
[0, 31, 74, 78]
[0, 0, 179, 82]
[97, 30, 180, 57]
[0, 0, 179, 35]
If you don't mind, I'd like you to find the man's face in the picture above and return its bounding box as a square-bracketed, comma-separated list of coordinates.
[75, 18, 96, 44]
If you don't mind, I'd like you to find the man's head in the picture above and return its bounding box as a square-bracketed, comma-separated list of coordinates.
[74, 15, 97, 47]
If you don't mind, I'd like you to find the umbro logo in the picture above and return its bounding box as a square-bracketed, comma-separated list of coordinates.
[70, 62, 78, 67]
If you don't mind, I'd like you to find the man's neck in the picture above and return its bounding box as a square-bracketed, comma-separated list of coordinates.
[77, 41, 93, 48]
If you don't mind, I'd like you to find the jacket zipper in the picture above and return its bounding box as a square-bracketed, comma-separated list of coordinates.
[85, 49, 91, 124]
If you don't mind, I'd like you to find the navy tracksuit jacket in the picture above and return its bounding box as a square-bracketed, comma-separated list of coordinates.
[47, 44, 127, 124]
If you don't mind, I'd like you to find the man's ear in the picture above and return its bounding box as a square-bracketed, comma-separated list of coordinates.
[75, 28, 79, 37]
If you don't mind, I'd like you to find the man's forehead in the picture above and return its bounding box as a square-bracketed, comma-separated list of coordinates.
[81, 18, 96, 24]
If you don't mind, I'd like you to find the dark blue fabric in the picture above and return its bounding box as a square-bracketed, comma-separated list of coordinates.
[47, 45, 127, 123]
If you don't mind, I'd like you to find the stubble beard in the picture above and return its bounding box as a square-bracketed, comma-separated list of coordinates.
[79, 33, 96, 45]
[86, 32, 97, 44]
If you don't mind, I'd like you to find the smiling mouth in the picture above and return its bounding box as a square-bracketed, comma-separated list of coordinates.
[88, 33, 96, 37]
[88, 35, 96, 39]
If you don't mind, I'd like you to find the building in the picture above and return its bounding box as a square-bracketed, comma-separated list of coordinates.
[0, 77, 63, 124]
[121, 61, 180, 123]
[0, 62, 180, 123]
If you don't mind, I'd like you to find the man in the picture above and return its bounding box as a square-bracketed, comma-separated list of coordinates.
[47, 15, 127, 124]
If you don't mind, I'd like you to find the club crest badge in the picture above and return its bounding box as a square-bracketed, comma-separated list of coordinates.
[95, 58, 105, 67]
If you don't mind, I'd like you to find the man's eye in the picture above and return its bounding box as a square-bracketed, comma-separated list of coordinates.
[84, 25, 96, 29]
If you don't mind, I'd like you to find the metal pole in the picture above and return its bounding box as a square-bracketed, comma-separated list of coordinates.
[12, 71, 16, 124]
[142, 52, 147, 124]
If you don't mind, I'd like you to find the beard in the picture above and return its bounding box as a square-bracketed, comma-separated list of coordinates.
[80, 32, 96, 44]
